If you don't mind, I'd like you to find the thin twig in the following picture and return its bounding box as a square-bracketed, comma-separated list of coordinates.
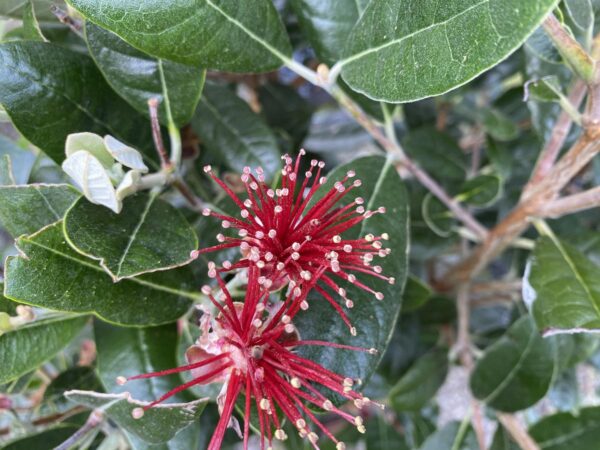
[147, 98, 172, 170]
[333, 87, 488, 239]
[526, 79, 587, 188]
[50, 5, 83, 37]
[497, 414, 540, 450]
[54, 409, 104, 450]
[540, 185, 600, 217]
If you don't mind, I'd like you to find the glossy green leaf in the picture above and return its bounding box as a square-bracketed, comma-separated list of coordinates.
[402, 275, 432, 313]
[524, 236, 600, 334]
[85, 22, 205, 127]
[294, 156, 409, 392]
[0, 184, 80, 237]
[290, 0, 369, 64]
[192, 82, 281, 179]
[67, 0, 291, 72]
[94, 321, 191, 402]
[457, 174, 503, 207]
[529, 407, 600, 450]
[341, 0, 558, 102]
[470, 316, 556, 412]
[4, 222, 197, 326]
[0, 315, 88, 384]
[64, 193, 197, 281]
[420, 421, 479, 450]
[0, 41, 153, 164]
[525, 76, 563, 103]
[390, 348, 448, 411]
[66, 390, 206, 444]
[364, 415, 410, 450]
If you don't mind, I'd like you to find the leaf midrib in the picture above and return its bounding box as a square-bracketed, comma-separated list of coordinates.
[339, 0, 489, 67]
[18, 231, 201, 301]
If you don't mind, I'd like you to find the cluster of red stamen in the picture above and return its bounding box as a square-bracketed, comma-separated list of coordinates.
[192, 150, 394, 335]
[118, 266, 381, 450]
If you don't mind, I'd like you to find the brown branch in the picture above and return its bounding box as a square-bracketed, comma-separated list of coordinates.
[497, 414, 540, 450]
[55, 410, 104, 450]
[526, 79, 587, 187]
[0, 406, 86, 436]
[147, 98, 171, 170]
[540, 185, 600, 217]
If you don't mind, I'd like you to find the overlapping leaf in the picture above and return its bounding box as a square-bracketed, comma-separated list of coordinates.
[4, 222, 197, 326]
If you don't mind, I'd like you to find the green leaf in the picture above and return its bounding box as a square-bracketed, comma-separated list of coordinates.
[457, 174, 503, 207]
[525, 76, 563, 102]
[529, 407, 600, 450]
[0, 154, 15, 185]
[67, 0, 291, 72]
[490, 425, 519, 450]
[389, 348, 448, 411]
[21, 0, 46, 41]
[0, 184, 80, 237]
[403, 126, 467, 186]
[0, 282, 18, 315]
[4, 222, 197, 326]
[85, 22, 205, 127]
[0, 315, 88, 384]
[64, 193, 197, 281]
[0, 0, 63, 21]
[192, 82, 281, 180]
[470, 316, 556, 412]
[420, 421, 479, 450]
[94, 321, 191, 402]
[43, 366, 104, 412]
[341, 0, 558, 102]
[364, 415, 410, 450]
[482, 108, 519, 141]
[402, 275, 432, 313]
[93, 321, 205, 444]
[66, 390, 206, 444]
[524, 236, 600, 334]
[294, 156, 409, 392]
[0, 41, 153, 164]
[422, 193, 455, 237]
[290, 0, 369, 64]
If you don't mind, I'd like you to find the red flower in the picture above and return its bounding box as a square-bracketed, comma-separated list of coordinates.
[118, 266, 380, 450]
[193, 151, 394, 335]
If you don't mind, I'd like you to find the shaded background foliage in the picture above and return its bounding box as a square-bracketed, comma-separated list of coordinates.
[1, 1, 600, 449]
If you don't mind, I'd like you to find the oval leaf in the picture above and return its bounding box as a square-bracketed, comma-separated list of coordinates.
[389, 348, 448, 411]
[470, 316, 556, 412]
[67, 0, 291, 72]
[458, 174, 503, 207]
[0, 41, 153, 164]
[341, 0, 558, 102]
[524, 236, 600, 335]
[192, 82, 281, 180]
[85, 22, 205, 127]
[529, 407, 600, 450]
[0, 315, 87, 384]
[64, 193, 198, 281]
[294, 156, 409, 391]
[4, 222, 196, 326]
